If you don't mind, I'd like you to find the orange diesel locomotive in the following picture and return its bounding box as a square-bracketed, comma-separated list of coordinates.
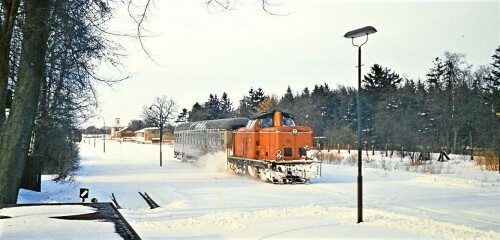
[174, 110, 320, 183]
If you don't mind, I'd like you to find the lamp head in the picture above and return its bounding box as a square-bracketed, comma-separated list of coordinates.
[344, 26, 377, 39]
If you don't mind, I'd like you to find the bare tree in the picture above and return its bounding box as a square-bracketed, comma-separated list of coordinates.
[142, 95, 177, 166]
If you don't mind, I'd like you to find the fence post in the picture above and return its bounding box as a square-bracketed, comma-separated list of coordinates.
[401, 147, 404, 162]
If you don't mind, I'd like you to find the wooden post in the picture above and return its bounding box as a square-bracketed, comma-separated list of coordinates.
[348, 144, 351, 154]
[385, 144, 388, 157]
[338, 144, 340, 154]
[372, 145, 374, 156]
[401, 147, 404, 162]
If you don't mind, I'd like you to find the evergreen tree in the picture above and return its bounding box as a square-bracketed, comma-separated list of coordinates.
[278, 86, 295, 113]
[220, 92, 234, 118]
[205, 94, 221, 120]
[237, 87, 265, 117]
[362, 64, 403, 147]
[188, 102, 206, 122]
[485, 46, 500, 112]
[426, 57, 445, 89]
[175, 108, 189, 123]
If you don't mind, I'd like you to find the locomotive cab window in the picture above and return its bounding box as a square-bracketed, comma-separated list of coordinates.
[246, 120, 256, 129]
[282, 117, 295, 126]
[259, 117, 273, 127]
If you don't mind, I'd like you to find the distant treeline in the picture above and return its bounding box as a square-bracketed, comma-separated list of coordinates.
[177, 49, 499, 154]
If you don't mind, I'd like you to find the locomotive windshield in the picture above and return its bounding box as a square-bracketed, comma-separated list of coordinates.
[256, 117, 295, 127]
[282, 117, 295, 126]
[259, 118, 273, 127]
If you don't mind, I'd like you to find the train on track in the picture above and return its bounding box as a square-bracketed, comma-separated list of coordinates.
[174, 110, 320, 183]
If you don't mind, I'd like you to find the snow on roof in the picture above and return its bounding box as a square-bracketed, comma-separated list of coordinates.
[134, 127, 159, 133]
[116, 127, 132, 133]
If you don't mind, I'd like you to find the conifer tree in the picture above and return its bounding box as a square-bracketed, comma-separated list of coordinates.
[220, 92, 234, 118]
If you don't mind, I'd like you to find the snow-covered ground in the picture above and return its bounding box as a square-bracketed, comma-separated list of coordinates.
[3, 138, 500, 239]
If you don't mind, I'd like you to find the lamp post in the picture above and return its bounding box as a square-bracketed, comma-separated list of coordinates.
[98, 116, 106, 153]
[149, 105, 163, 167]
[344, 26, 377, 224]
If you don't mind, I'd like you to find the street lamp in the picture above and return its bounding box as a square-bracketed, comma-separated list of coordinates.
[98, 116, 106, 153]
[344, 26, 377, 224]
[149, 105, 163, 167]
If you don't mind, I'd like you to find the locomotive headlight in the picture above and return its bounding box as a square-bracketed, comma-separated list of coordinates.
[292, 129, 298, 134]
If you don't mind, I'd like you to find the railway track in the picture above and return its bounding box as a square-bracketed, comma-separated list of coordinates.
[109, 192, 161, 209]
[139, 192, 161, 209]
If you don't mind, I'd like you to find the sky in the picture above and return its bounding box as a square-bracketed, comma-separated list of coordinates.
[92, 0, 499, 128]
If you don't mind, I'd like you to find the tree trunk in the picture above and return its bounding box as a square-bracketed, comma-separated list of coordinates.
[453, 130, 458, 154]
[0, 0, 52, 204]
[0, 0, 21, 137]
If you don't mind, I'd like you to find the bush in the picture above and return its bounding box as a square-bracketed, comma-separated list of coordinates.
[475, 150, 499, 172]
[34, 125, 80, 182]
[312, 151, 343, 164]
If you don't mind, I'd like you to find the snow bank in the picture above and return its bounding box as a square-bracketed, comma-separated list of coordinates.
[366, 209, 499, 240]
[410, 175, 485, 188]
[0, 205, 118, 239]
[127, 204, 499, 239]
[165, 200, 190, 210]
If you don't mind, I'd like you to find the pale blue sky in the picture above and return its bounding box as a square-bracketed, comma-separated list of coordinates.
[94, 0, 499, 128]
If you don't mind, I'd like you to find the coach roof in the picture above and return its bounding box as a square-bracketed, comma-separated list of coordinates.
[175, 117, 249, 131]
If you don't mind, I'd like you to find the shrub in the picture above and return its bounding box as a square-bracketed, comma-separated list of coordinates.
[34, 125, 80, 182]
[312, 151, 342, 164]
[475, 150, 499, 172]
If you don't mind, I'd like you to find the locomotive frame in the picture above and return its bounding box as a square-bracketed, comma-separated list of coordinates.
[174, 111, 320, 183]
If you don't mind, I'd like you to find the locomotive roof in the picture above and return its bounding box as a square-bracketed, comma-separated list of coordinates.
[175, 117, 249, 131]
[250, 110, 296, 120]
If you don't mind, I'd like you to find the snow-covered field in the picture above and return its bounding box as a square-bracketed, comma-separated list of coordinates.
[3, 138, 500, 239]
